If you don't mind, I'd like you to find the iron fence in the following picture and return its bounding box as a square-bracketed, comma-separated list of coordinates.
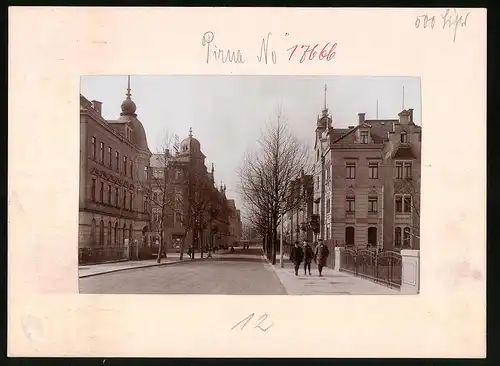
[79, 246, 127, 264]
[339, 248, 402, 289]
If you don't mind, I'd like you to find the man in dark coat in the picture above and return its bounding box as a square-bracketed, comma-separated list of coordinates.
[314, 239, 330, 276]
[303, 240, 314, 275]
[290, 241, 304, 276]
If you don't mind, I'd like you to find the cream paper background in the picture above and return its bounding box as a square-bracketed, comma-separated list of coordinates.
[8, 7, 486, 358]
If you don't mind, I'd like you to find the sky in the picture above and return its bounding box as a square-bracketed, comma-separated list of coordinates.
[80, 75, 421, 219]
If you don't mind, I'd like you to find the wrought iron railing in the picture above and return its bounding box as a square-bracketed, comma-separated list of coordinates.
[339, 248, 402, 289]
[79, 246, 127, 264]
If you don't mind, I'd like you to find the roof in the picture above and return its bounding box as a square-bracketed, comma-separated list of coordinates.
[392, 145, 417, 159]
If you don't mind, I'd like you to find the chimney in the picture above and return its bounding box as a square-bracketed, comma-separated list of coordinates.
[408, 108, 414, 123]
[358, 113, 365, 125]
[398, 110, 410, 124]
[92, 100, 102, 116]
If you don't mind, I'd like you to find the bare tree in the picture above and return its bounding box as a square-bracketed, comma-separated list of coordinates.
[238, 107, 311, 264]
[135, 133, 184, 263]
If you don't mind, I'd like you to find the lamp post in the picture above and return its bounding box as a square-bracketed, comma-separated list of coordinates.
[280, 214, 284, 268]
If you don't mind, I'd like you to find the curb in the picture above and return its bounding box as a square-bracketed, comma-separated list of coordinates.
[79, 257, 209, 278]
[261, 251, 290, 295]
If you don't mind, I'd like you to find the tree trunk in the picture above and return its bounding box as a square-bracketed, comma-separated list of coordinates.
[200, 230, 204, 259]
[156, 220, 163, 264]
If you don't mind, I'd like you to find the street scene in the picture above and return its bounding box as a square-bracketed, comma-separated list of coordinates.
[79, 75, 421, 295]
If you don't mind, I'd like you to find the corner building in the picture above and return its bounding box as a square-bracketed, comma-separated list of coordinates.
[79, 82, 152, 261]
[314, 104, 421, 251]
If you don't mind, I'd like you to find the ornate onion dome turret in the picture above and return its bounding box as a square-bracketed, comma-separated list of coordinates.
[120, 75, 137, 116]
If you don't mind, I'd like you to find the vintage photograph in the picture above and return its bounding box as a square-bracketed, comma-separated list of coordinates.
[78, 75, 421, 295]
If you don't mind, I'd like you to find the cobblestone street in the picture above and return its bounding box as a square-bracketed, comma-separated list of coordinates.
[79, 247, 287, 295]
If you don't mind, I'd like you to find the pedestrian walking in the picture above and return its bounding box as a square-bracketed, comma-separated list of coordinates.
[290, 241, 304, 276]
[303, 240, 314, 275]
[314, 239, 330, 277]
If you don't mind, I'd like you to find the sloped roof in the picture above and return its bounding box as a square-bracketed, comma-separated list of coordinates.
[392, 145, 417, 159]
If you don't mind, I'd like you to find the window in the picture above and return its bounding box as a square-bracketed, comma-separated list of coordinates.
[107, 184, 112, 204]
[91, 137, 96, 159]
[99, 220, 104, 246]
[115, 151, 120, 172]
[346, 195, 355, 213]
[91, 178, 96, 201]
[360, 130, 369, 144]
[368, 162, 379, 179]
[317, 176, 320, 188]
[395, 194, 412, 214]
[346, 162, 356, 179]
[368, 227, 377, 247]
[144, 166, 149, 180]
[108, 147, 112, 167]
[143, 196, 148, 212]
[404, 162, 412, 178]
[107, 221, 112, 245]
[99, 182, 104, 202]
[115, 187, 119, 207]
[368, 196, 378, 212]
[395, 227, 402, 247]
[130, 160, 133, 178]
[153, 168, 164, 179]
[129, 193, 133, 211]
[123, 156, 128, 175]
[316, 149, 320, 161]
[326, 199, 331, 214]
[403, 227, 411, 247]
[401, 131, 408, 143]
[395, 195, 403, 213]
[404, 196, 412, 213]
[123, 223, 127, 245]
[175, 211, 183, 224]
[153, 191, 158, 202]
[175, 169, 183, 181]
[114, 222, 118, 244]
[123, 190, 127, 209]
[396, 162, 403, 179]
[345, 226, 355, 246]
[90, 218, 96, 245]
[100, 142, 104, 163]
[326, 167, 331, 182]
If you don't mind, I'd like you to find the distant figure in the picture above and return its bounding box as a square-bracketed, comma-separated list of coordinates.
[290, 241, 304, 276]
[230, 246, 235, 253]
[314, 239, 330, 277]
[187, 246, 193, 259]
[303, 240, 314, 276]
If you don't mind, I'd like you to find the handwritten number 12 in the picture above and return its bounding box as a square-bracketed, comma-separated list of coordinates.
[231, 313, 274, 332]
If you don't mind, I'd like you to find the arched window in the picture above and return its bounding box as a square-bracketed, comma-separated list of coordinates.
[345, 226, 355, 246]
[107, 221, 112, 245]
[99, 220, 104, 246]
[90, 218, 96, 246]
[114, 222, 118, 245]
[403, 227, 411, 248]
[123, 223, 127, 245]
[401, 131, 408, 143]
[395, 227, 402, 247]
[368, 227, 377, 247]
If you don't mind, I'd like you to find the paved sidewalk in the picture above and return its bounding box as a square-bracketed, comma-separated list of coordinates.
[78, 251, 222, 278]
[269, 254, 399, 295]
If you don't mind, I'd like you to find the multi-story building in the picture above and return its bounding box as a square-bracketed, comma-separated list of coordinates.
[314, 99, 421, 250]
[283, 170, 314, 245]
[79, 79, 152, 261]
[149, 130, 231, 253]
[227, 199, 243, 246]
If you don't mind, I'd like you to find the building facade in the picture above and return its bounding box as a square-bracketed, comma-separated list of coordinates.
[79, 81, 152, 261]
[283, 171, 314, 245]
[227, 200, 243, 246]
[314, 102, 421, 251]
[149, 130, 232, 253]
